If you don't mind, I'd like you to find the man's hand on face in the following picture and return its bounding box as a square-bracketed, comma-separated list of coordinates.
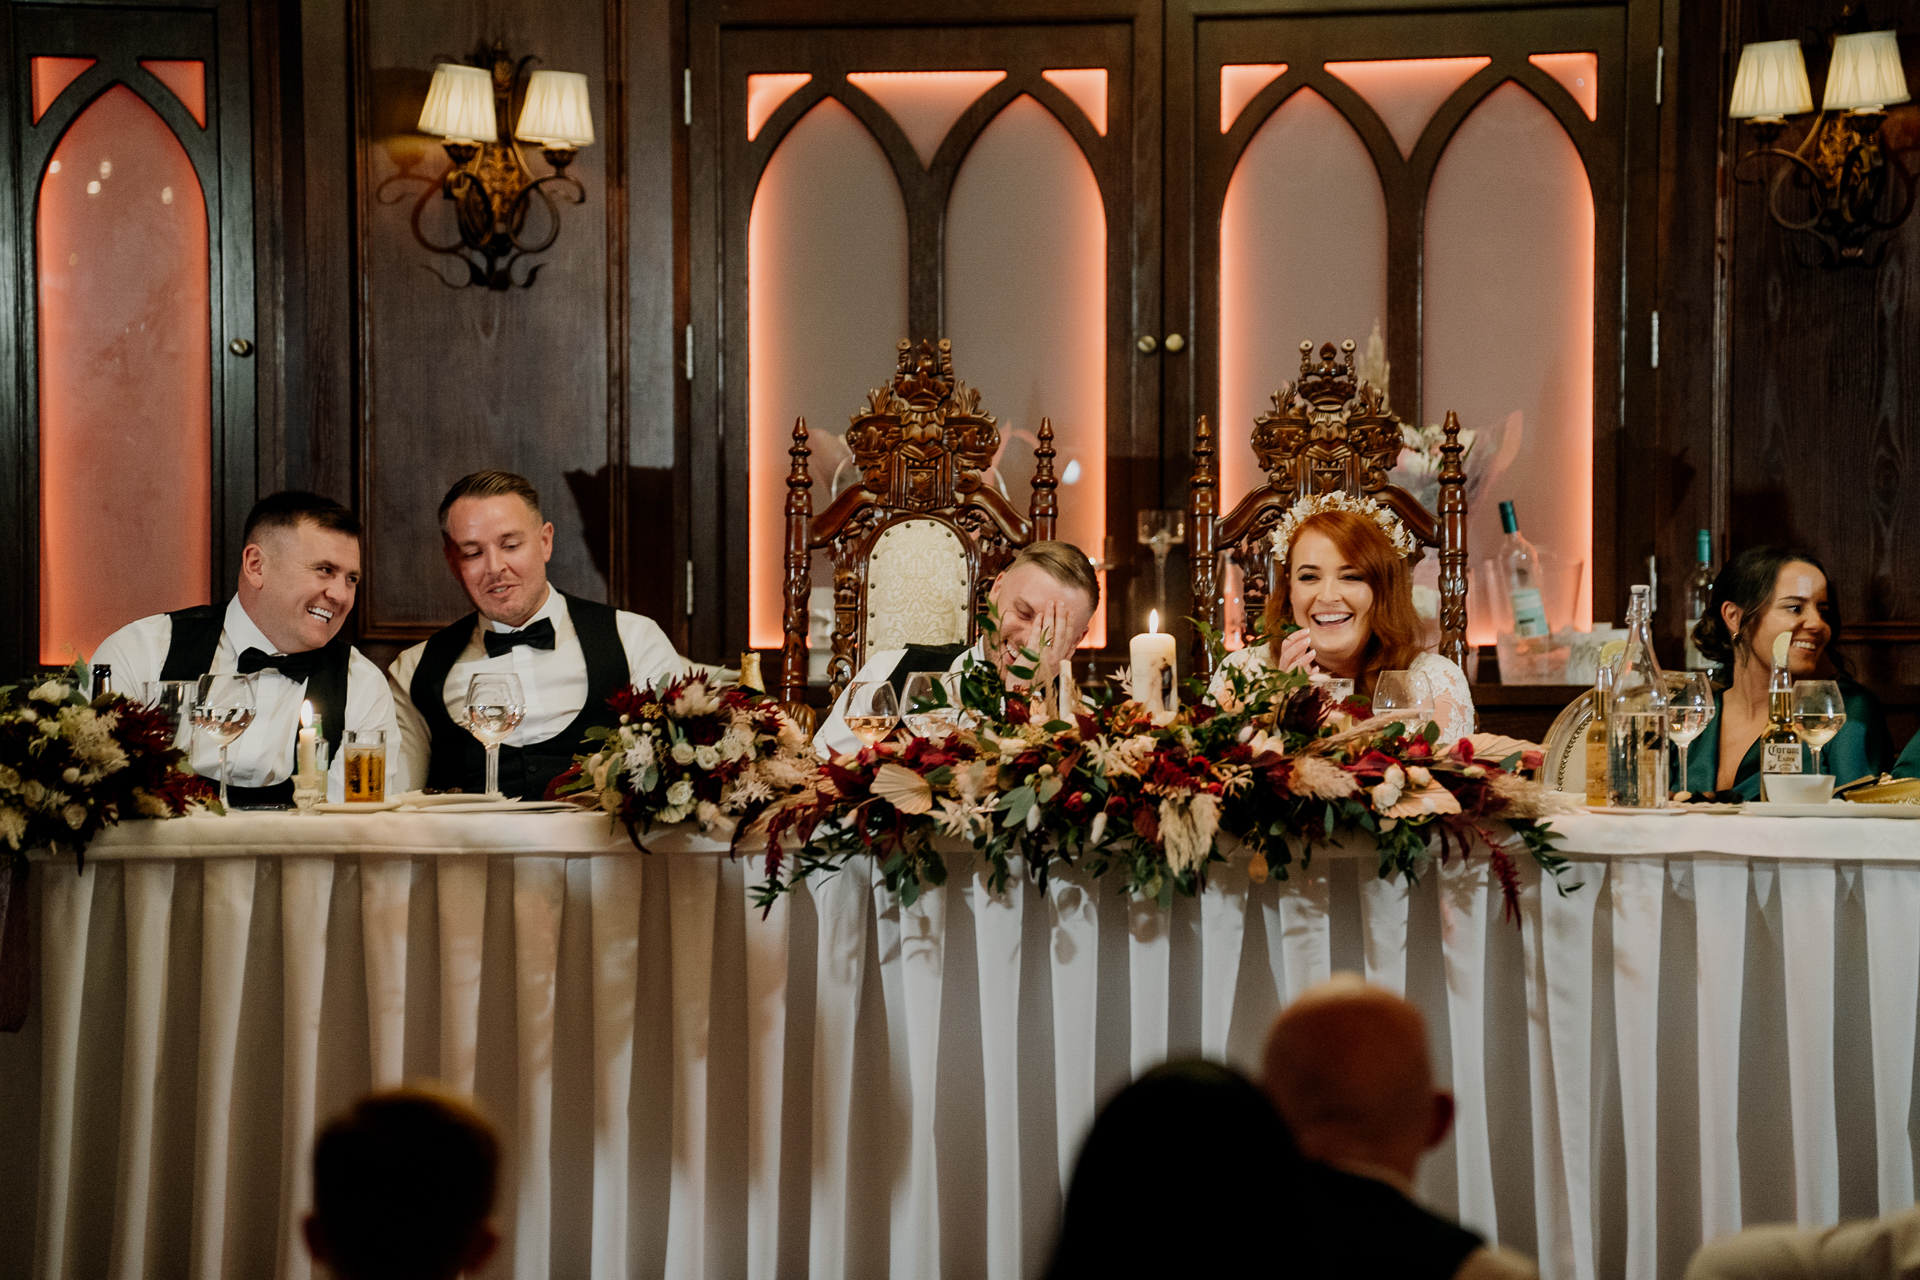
[239, 521, 361, 655]
[990, 563, 1093, 691]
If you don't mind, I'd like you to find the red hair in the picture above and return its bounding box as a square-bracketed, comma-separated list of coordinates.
[1263, 509, 1426, 699]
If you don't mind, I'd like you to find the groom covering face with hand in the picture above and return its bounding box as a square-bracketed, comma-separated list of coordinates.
[815, 540, 1100, 758]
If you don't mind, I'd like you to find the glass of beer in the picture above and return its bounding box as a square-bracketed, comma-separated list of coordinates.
[343, 729, 387, 803]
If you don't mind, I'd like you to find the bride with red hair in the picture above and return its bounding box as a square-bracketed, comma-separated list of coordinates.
[1209, 504, 1475, 741]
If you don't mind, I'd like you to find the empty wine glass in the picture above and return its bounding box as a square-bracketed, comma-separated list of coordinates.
[1791, 679, 1847, 777]
[901, 671, 958, 739]
[143, 679, 196, 750]
[464, 673, 527, 797]
[1370, 670, 1433, 731]
[842, 681, 899, 746]
[1662, 670, 1717, 797]
[1137, 510, 1187, 615]
[192, 674, 257, 809]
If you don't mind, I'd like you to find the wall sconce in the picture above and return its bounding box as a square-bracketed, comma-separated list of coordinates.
[416, 43, 596, 290]
[1728, 19, 1913, 268]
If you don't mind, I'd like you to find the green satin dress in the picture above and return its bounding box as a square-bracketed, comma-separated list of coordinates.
[1893, 728, 1920, 780]
[1681, 676, 1891, 800]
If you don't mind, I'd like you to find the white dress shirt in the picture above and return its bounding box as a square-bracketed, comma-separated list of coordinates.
[91, 596, 402, 803]
[387, 587, 687, 788]
[816, 641, 984, 759]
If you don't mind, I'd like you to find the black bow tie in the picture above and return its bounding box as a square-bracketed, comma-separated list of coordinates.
[483, 617, 557, 658]
[237, 647, 321, 681]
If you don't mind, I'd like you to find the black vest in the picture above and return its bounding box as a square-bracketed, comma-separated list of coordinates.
[410, 593, 629, 800]
[884, 643, 969, 698]
[161, 604, 352, 807]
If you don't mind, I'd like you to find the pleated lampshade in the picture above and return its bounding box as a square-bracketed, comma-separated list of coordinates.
[419, 63, 498, 142]
[1822, 31, 1910, 112]
[1728, 39, 1813, 118]
[516, 70, 596, 148]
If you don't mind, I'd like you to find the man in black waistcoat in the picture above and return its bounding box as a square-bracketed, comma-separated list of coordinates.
[1263, 976, 1541, 1280]
[389, 471, 688, 800]
[92, 491, 399, 805]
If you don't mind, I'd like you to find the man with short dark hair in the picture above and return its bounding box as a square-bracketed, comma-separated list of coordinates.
[814, 540, 1101, 757]
[389, 470, 687, 799]
[93, 490, 399, 803]
[1262, 975, 1539, 1280]
[304, 1088, 500, 1280]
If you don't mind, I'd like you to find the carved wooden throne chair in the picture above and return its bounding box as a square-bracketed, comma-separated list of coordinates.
[779, 338, 1059, 710]
[1189, 339, 1469, 678]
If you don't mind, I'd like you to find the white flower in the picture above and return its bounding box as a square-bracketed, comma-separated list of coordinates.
[62, 767, 80, 784]
[21, 781, 45, 809]
[624, 736, 656, 774]
[726, 776, 773, 809]
[666, 779, 694, 807]
[671, 683, 720, 718]
[1088, 810, 1108, 845]
[659, 803, 691, 824]
[62, 802, 87, 829]
[695, 800, 732, 832]
[0, 764, 18, 792]
[1371, 764, 1406, 812]
[933, 795, 992, 840]
[0, 806, 25, 848]
[719, 727, 751, 761]
[134, 789, 172, 818]
[28, 679, 70, 704]
[671, 741, 696, 766]
[694, 744, 721, 770]
[1406, 766, 1432, 788]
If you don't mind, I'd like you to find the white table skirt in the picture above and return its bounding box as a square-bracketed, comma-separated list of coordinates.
[3, 809, 1919, 1280]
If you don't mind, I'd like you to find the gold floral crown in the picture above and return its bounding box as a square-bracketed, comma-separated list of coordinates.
[1269, 491, 1418, 560]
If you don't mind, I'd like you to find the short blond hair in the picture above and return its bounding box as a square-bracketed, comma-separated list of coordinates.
[1003, 540, 1100, 612]
[438, 471, 540, 534]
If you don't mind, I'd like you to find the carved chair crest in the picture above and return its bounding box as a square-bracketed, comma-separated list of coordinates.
[1190, 339, 1470, 677]
[780, 339, 1058, 708]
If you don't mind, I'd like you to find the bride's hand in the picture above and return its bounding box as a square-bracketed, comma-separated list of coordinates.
[1274, 627, 1317, 674]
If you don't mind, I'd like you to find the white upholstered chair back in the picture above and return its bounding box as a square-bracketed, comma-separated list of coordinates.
[864, 518, 971, 662]
[1541, 689, 1598, 794]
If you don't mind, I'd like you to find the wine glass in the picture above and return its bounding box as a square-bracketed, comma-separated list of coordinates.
[1791, 679, 1847, 777]
[1662, 671, 1716, 797]
[464, 673, 527, 798]
[1136, 510, 1187, 615]
[143, 679, 197, 750]
[192, 674, 257, 809]
[842, 681, 899, 746]
[901, 672, 957, 739]
[1370, 670, 1433, 731]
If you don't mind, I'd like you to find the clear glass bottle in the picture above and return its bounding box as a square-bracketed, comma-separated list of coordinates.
[1608, 585, 1670, 808]
[1684, 529, 1716, 671]
[1584, 658, 1615, 806]
[1498, 500, 1551, 641]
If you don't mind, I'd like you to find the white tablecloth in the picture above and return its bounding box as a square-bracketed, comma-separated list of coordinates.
[4, 809, 1919, 1280]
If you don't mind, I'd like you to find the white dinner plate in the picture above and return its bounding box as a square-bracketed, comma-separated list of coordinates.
[1741, 801, 1920, 819]
[1584, 805, 1689, 816]
[391, 791, 493, 807]
[312, 800, 402, 813]
[401, 799, 583, 814]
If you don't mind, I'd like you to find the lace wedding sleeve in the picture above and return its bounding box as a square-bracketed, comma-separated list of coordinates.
[1411, 652, 1476, 743]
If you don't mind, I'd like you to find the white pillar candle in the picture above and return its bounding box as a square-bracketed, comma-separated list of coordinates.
[1129, 611, 1178, 720]
[296, 699, 318, 778]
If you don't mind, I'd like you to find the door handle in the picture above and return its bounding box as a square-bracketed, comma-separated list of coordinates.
[1163, 333, 1185, 353]
[228, 338, 254, 357]
[1136, 335, 1157, 353]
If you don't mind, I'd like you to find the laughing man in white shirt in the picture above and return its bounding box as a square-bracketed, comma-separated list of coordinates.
[92, 491, 400, 805]
[388, 470, 687, 800]
[814, 540, 1100, 759]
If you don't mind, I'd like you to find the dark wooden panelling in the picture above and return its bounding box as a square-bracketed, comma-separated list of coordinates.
[1719, 20, 1920, 686]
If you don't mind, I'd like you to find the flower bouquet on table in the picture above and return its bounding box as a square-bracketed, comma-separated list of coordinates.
[553, 673, 816, 846]
[754, 614, 1573, 924]
[0, 658, 218, 873]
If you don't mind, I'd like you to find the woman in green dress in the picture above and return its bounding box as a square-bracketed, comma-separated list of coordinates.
[1684, 546, 1890, 800]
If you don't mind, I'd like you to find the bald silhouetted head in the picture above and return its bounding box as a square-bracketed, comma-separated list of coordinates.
[1261, 974, 1454, 1183]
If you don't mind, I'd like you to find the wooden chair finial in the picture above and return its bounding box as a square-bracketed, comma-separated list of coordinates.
[1029, 417, 1058, 540]
[1190, 416, 1220, 673]
[1436, 411, 1469, 671]
[780, 418, 814, 708]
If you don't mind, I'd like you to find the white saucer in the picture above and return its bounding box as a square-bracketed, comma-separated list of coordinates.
[312, 800, 401, 813]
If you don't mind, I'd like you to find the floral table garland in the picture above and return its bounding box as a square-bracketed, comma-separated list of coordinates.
[565, 623, 1572, 924]
[1, 660, 217, 872]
